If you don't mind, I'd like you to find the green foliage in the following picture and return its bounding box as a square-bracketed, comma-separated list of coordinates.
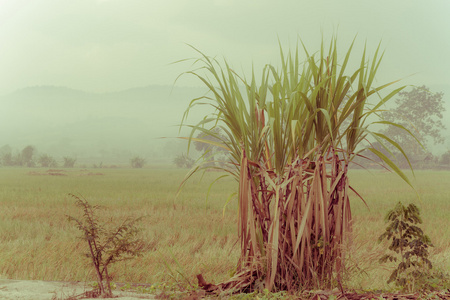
[1, 145, 37, 167]
[179, 37, 417, 292]
[440, 150, 450, 165]
[382, 86, 445, 160]
[38, 154, 58, 168]
[193, 128, 227, 167]
[378, 202, 435, 291]
[1, 168, 449, 291]
[180, 37, 415, 196]
[130, 156, 146, 168]
[21, 145, 35, 167]
[1, 152, 14, 166]
[67, 194, 146, 298]
[0, 145, 67, 168]
[63, 156, 76, 168]
[173, 154, 195, 168]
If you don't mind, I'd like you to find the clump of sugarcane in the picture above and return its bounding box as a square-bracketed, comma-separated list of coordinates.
[180, 37, 417, 293]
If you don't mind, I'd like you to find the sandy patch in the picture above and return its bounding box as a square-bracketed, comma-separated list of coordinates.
[0, 279, 155, 300]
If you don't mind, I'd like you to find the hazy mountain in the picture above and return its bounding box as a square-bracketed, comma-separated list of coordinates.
[0, 85, 210, 165]
[1, 83, 448, 166]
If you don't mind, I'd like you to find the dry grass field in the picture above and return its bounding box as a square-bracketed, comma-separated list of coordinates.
[0, 167, 448, 292]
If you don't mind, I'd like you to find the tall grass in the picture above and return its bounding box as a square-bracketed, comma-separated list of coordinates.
[0, 168, 448, 291]
[180, 38, 414, 292]
[0, 168, 239, 285]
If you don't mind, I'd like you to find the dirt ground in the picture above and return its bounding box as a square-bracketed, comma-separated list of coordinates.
[0, 279, 156, 300]
[1, 279, 449, 300]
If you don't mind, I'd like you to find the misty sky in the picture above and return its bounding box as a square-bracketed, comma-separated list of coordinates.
[1, 0, 450, 95]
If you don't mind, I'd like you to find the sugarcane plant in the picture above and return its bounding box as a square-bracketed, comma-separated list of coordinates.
[179, 37, 417, 293]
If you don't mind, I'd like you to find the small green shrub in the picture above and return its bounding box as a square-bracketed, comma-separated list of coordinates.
[67, 194, 146, 298]
[63, 156, 76, 168]
[130, 156, 146, 168]
[378, 202, 434, 292]
[38, 154, 58, 167]
[173, 154, 195, 168]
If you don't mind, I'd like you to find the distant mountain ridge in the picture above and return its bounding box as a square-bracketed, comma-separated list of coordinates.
[7, 85, 90, 98]
[1, 83, 448, 164]
[0, 84, 210, 165]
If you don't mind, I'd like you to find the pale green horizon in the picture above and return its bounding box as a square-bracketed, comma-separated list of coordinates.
[1, 0, 450, 161]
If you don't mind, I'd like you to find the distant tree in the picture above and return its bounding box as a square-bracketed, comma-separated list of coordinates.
[173, 154, 195, 168]
[1, 152, 14, 166]
[21, 145, 36, 166]
[382, 86, 445, 161]
[194, 128, 227, 166]
[12, 153, 22, 166]
[63, 156, 77, 168]
[440, 150, 450, 165]
[130, 156, 145, 168]
[21, 145, 35, 167]
[0, 145, 14, 166]
[38, 154, 58, 168]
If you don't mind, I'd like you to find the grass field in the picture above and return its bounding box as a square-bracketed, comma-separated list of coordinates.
[0, 167, 448, 292]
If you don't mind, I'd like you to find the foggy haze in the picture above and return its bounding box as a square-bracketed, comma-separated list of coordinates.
[1, 0, 450, 165]
[0, 85, 211, 165]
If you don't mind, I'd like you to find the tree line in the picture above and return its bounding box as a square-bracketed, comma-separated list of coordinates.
[0, 145, 147, 168]
[0, 145, 76, 168]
